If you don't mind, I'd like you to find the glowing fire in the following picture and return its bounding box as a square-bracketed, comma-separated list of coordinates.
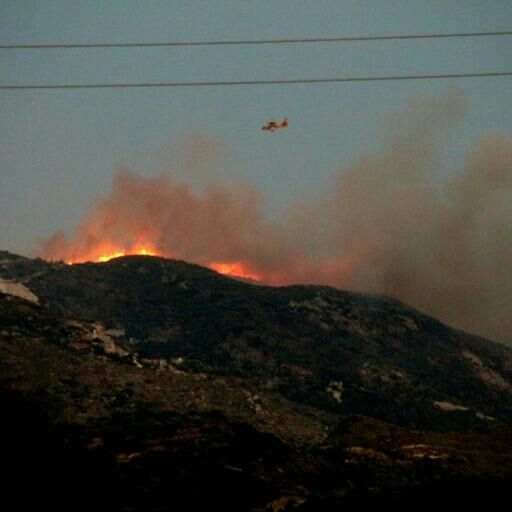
[63, 243, 261, 282]
[97, 252, 125, 262]
[210, 262, 261, 281]
[66, 244, 161, 264]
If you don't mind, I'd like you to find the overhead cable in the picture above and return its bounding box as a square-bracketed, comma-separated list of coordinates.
[1, 70, 511, 90]
[2, 30, 512, 49]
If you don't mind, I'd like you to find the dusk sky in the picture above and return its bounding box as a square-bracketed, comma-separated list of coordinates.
[2, 1, 511, 255]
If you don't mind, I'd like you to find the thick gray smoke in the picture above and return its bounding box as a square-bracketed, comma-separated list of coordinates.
[41, 90, 512, 345]
[288, 89, 512, 345]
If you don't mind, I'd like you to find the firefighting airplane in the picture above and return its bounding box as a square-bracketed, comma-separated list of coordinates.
[262, 118, 288, 132]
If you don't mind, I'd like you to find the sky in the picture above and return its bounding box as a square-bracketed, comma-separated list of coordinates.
[1, 0, 511, 254]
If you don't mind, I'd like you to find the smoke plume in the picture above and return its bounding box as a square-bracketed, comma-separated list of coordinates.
[41, 90, 512, 345]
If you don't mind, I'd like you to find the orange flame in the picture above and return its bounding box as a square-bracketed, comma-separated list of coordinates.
[66, 244, 161, 264]
[209, 262, 261, 281]
[64, 243, 262, 282]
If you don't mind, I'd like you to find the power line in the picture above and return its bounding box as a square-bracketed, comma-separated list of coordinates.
[1, 71, 511, 90]
[1, 30, 512, 49]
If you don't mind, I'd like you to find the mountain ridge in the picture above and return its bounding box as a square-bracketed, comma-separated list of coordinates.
[1, 251, 512, 509]
[2, 251, 512, 430]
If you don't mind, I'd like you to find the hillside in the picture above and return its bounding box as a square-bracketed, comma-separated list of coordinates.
[2, 251, 512, 430]
[1, 251, 512, 509]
